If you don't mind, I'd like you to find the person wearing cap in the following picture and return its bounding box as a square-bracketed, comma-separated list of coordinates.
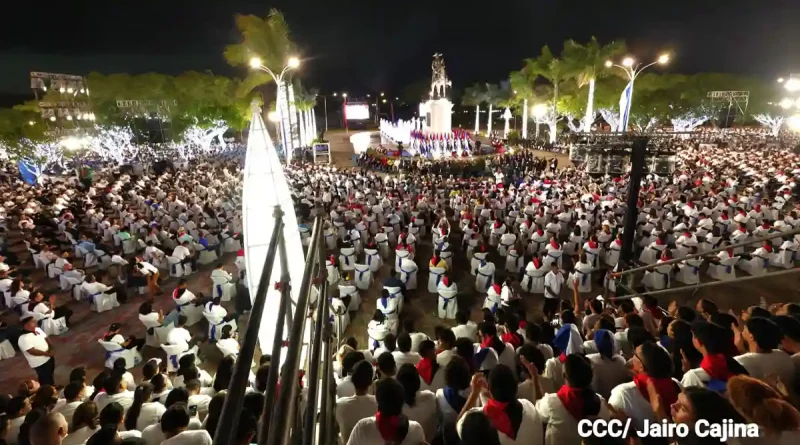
[17, 315, 56, 385]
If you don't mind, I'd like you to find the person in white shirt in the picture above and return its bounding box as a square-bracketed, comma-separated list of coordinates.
[396, 364, 439, 441]
[6, 395, 31, 445]
[402, 319, 429, 353]
[346, 378, 425, 445]
[17, 316, 56, 385]
[680, 320, 748, 390]
[517, 345, 556, 401]
[63, 401, 100, 445]
[336, 360, 377, 444]
[172, 240, 197, 271]
[536, 354, 610, 445]
[585, 329, 629, 399]
[167, 315, 197, 354]
[608, 341, 681, 432]
[435, 329, 457, 368]
[96, 401, 141, 442]
[459, 364, 544, 445]
[103, 322, 146, 355]
[452, 311, 478, 342]
[52, 382, 86, 427]
[158, 404, 213, 445]
[543, 263, 564, 320]
[336, 350, 367, 399]
[186, 380, 212, 420]
[95, 374, 134, 414]
[393, 333, 422, 367]
[124, 382, 166, 433]
[734, 316, 796, 387]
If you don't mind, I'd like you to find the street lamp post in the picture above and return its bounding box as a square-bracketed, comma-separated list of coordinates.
[249, 56, 300, 160]
[342, 93, 348, 133]
[605, 53, 669, 132]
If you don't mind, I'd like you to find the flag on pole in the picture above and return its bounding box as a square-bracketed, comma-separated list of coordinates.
[618, 80, 634, 132]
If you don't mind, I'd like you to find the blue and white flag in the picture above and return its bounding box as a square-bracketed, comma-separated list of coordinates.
[18, 161, 41, 185]
[618, 80, 634, 132]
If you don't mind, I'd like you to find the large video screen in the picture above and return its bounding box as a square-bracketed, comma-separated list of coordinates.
[345, 104, 369, 120]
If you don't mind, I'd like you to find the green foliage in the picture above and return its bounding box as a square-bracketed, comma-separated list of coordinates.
[563, 37, 626, 87]
[224, 9, 295, 96]
[506, 130, 521, 145]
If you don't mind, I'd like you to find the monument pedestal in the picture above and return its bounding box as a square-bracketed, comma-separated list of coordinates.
[423, 98, 453, 134]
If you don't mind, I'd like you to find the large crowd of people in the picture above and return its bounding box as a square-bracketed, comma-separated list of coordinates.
[0, 128, 799, 445]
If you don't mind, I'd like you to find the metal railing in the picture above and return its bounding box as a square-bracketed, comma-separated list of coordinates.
[609, 226, 800, 300]
[212, 205, 334, 445]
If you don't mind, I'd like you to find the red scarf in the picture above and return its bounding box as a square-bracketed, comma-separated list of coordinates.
[518, 320, 527, 330]
[700, 354, 732, 381]
[483, 399, 516, 439]
[501, 332, 521, 349]
[588, 240, 597, 249]
[417, 357, 435, 385]
[633, 373, 678, 406]
[550, 239, 559, 249]
[763, 244, 773, 253]
[481, 336, 495, 349]
[558, 353, 567, 363]
[375, 412, 400, 442]
[531, 258, 540, 269]
[557, 385, 587, 421]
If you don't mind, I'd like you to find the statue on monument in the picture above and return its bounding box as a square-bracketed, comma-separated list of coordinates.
[430, 53, 452, 99]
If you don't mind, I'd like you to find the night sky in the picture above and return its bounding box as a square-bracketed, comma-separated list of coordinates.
[1, 0, 799, 99]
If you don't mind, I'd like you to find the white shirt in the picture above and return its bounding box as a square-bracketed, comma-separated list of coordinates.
[463, 399, 543, 445]
[7, 415, 26, 445]
[52, 400, 82, 426]
[452, 322, 478, 342]
[346, 416, 425, 445]
[536, 393, 611, 445]
[608, 379, 680, 432]
[392, 351, 422, 367]
[188, 393, 212, 419]
[161, 430, 213, 445]
[62, 426, 101, 445]
[336, 376, 356, 399]
[586, 353, 630, 399]
[436, 349, 456, 368]
[141, 418, 203, 445]
[136, 402, 166, 432]
[544, 271, 564, 299]
[172, 245, 192, 260]
[736, 351, 796, 387]
[336, 394, 377, 444]
[402, 390, 438, 441]
[18, 328, 51, 368]
[95, 390, 134, 413]
[167, 327, 192, 351]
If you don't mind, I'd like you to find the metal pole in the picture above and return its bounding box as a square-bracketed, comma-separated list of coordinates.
[324, 96, 328, 133]
[214, 207, 284, 445]
[619, 136, 649, 266]
[613, 226, 800, 277]
[266, 215, 325, 445]
[614, 267, 800, 299]
[302, 235, 330, 445]
[317, 326, 333, 445]
[259, 226, 304, 444]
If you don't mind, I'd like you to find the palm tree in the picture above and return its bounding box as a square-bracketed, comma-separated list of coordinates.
[224, 9, 295, 96]
[462, 84, 488, 135]
[563, 37, 626, 131]
[523, 46, 571, 142]
[293, 84, 318, 145]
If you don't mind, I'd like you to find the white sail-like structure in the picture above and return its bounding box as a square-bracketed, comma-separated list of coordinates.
[242, 105, 305, 354]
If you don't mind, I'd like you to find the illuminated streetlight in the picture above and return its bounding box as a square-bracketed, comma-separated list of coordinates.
[367, 94, 371, 97]
[249, 57, 262, 69]
[395, 97, 398, 100]
[785, 78, 800, 92]
[287, 57, 300, 68]
[382, 99, 387, 103]
[380, 92, 385, 97]
[342, 93, 348, 98]
[333, 92, 338, 97]
[28, 121, 34, 126]
[249, 55, 301, 157]
[606, 52, 670, 131]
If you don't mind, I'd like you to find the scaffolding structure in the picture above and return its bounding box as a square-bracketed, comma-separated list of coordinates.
[708, 91, 750, 127]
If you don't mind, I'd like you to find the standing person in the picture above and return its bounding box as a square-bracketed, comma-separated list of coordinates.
[543, 263, 564, 321]
[17, 316, 55, 385]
